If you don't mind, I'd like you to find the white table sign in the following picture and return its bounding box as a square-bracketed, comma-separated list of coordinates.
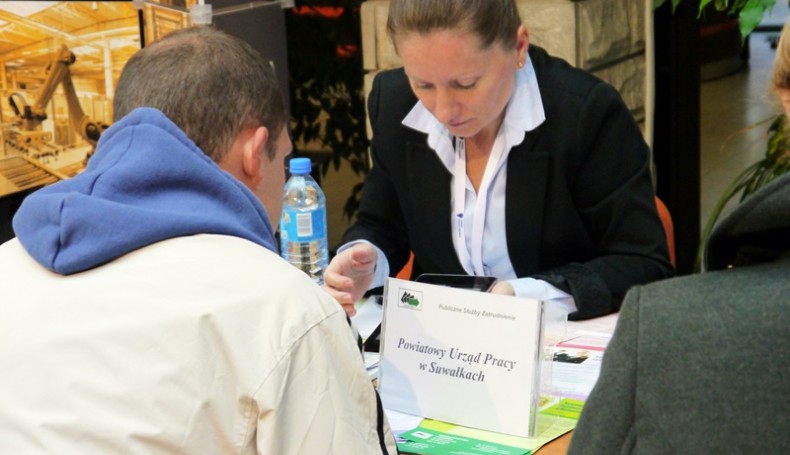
[377, 278, 545, 437]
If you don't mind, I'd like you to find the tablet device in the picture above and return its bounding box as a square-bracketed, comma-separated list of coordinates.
[414, 273, 498, 292]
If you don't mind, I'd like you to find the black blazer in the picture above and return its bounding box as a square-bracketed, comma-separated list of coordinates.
[343, 46, 674, 319]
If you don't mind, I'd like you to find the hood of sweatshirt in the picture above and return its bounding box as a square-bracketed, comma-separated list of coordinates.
[13, 107, 277, 275]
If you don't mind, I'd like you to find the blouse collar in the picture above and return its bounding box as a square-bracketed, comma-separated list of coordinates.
[401, 55, 545, 172]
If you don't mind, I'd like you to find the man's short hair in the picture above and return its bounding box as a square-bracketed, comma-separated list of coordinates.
[113, 26, 288, 161]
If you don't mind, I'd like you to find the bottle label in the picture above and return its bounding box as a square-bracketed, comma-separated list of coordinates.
[281, 207, 326, 242]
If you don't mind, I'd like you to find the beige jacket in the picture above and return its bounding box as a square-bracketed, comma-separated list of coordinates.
[0, 234, 396, 454]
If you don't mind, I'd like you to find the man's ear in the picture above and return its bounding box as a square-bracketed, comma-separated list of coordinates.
[242, 126, 269, 182]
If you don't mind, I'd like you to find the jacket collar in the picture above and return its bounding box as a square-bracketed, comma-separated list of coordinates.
[400, 56, 545, 173]
[703, 172, 790, 271]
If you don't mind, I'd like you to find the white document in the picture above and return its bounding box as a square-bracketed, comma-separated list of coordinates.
[377, 278, 545, 437]
[351, 295, 383, 339]
[350, 296, 384, 378]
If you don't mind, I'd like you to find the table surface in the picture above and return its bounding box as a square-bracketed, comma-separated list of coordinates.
[533, 314, 620, 454]
[356, 299, 617, 455]
[535, 431, 572, 454]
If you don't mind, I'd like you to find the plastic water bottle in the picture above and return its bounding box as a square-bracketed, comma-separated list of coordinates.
[280, 157, 329, 284]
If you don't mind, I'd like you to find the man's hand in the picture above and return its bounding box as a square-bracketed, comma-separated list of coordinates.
[323, 243, 377, 316]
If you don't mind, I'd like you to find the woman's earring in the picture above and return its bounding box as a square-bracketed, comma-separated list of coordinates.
[517, 60, 525, 69]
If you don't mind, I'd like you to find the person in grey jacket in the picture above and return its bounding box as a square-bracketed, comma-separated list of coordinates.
[567, 169, 790, 454]
[568, 23, 790, 453]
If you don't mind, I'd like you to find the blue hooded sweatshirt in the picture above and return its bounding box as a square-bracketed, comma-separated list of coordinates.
[13, 107, 278, 275]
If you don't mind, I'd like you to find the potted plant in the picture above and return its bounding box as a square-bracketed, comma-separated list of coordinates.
[656, 0, 790, 269]
[654, 0, 784, 39]
[285, 1, 369, 221]
[656, 0, 786, 79]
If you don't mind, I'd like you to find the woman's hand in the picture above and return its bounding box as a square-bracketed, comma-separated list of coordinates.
[322, 243, 377, 317]
[489, 280, 515, 296]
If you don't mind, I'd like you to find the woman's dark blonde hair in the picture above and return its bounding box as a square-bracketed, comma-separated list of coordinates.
[386, 0, 522, 52]
[772, 22, 790, 90]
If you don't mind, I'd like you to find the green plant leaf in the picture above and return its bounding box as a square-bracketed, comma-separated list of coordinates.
[659, 0, 783, 40]
[738, 0, 769, 39]
[700, 0, 720, 15]
[286, 1, 371, 221]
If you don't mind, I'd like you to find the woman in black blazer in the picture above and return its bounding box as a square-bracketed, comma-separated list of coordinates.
[323, 0, 673, 320]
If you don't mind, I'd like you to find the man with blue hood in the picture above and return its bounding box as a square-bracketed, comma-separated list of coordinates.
[0, 26, 396, 454]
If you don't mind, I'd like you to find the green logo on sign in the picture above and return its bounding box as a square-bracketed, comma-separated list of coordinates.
[398, 289, 423, 310]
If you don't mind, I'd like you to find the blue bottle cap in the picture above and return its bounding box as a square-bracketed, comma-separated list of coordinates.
[289, 157, 312, 174]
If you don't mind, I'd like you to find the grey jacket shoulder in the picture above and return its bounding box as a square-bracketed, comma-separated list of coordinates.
[704, 171, 790, 270]
[569, 172, 790, 454]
